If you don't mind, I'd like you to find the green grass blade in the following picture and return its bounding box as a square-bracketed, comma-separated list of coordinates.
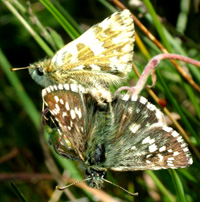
[178, 169, 198, 184]
[10, 182, 28, 202]
[39, 0, 79, 39]
[183, 83, 200, 119]
[176, 0, 190, 33]
[2, 0, 54, 56]
[143, 0, 173, 52]
[51, 0, 83, 34]
[146, 171, 176, 202]
[0, 48, 40, 128]
[156, 70, 200, 144]
[169, 170, 186, 202]
[0, 48, 82, 192]
[98, 0, 117, 12]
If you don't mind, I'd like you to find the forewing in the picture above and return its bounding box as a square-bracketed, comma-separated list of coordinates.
[104, 94, 192, 171]
[42, 84, 90, 161]
[51, 10, 135, 75]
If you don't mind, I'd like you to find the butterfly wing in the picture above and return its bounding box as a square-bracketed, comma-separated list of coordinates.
[44, 124, 79, 160]
[100, 94, 192, 171]
[51, 10, 135, 79]
[42, 84, 96, 161]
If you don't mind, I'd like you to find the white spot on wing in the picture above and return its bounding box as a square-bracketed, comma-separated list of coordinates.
[177, 136, 183, 142]
[173, 151, 179, 156]
[167, 162, 174, 167]
[136, 108, 140, 113]
[60, 99, 64, 105]
[50, 86, 54, 91]
[149, 144, 157, 152]
[80, 127, 84, 132]
[159, 146, 166, 152]
[181, 143, 186, 148]
[53, 85, 58, 91]
[75, 107, 82, 119]
[46, 87, 51, 93]
[130, 146, 136, 150]
[172, 131, 179, 137]
[142, 136, 155, 144]
[112, 35, 122, 44]
[58, 84, 63, 90]
[142, 136, 150, 144]
[155, 110, 163, 121]
[146, 102, 156, 111]
[64, 84, 69, 90]
[65, 102, 69, 110]
[129, 124, 140, 133]
[109, 56, 118, 63]
[70, 109, 76, 119]
[149, 138, 155, 144]
[140, 96, 147, 104]
[54, 96, 59, 103]
[163, 126, 172, 132]
[122, 94, 130, 101]
[70, 84, 78, 92]
[90, 64, 101, 70]
[146, 154, 152, 158]
[73, 65, 85, 70]
[62, 112, 67, 117]
[55, 104, 60, 111]
[91, 43, 105, 56]
[158, 154, 163, 161]
[42, 89, 47, 97]
[131, 96, 138, 102]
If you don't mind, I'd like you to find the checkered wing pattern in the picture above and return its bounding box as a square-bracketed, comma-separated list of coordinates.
[42, 84, 94, 161]
[42, 84, 192, 172]
[102, 94, 193, 171]
[51, 10, 134, 76]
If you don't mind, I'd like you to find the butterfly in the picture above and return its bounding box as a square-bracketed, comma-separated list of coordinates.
[15, 10, 135, 104]
[42, 83, 193, 190]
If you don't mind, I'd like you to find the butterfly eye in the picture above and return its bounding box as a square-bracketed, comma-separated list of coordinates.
[36, 66, 44, 76]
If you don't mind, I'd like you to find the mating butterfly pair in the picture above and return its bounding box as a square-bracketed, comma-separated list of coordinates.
[42, 83, 192, 190]
[27, 8, 192, 192]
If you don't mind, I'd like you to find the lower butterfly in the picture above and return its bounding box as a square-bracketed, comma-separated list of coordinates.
[42, 83, 192, 193]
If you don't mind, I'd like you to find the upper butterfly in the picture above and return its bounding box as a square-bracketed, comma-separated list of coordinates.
[27, 10, 135, 102]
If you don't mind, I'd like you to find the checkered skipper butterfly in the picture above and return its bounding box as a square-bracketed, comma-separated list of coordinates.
[42, 83, 192, 192]
[12, 10, 135, 103]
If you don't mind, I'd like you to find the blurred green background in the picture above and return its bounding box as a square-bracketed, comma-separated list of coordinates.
[0, 0, 200, 201]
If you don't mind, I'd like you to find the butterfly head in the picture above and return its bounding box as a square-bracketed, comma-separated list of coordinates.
[28, 59, 53, 87]
[85, 167, 106, 189]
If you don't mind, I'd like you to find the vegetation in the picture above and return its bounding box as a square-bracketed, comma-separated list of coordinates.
[0, 0, 200, 201]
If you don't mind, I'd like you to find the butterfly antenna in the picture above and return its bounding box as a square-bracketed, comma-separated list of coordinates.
[103, 178, 138, 196]
[56, 178, 92, 190]
[11, 67, 29, 71]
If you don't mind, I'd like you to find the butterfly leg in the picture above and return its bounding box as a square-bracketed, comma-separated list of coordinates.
[41, 107, 50, 125]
